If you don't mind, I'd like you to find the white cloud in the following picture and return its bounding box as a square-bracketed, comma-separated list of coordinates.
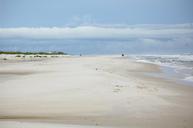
[0, 24, 193, 40]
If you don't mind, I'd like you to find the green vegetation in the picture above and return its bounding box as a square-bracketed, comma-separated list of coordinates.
[0, 51, 67, 55]
[16, 55, 21, 57]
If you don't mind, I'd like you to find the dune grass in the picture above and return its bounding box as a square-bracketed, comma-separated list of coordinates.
[0, 51, 67, 55]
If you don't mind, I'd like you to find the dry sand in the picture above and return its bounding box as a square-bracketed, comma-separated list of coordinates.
[0, 55, 193, 128]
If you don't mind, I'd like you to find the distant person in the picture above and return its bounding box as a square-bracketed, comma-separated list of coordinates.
[122, 54, 124, 57]
[80, 54, 82, 56]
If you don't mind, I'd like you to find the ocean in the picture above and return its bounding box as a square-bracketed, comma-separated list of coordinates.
[131, 54, 193, 85]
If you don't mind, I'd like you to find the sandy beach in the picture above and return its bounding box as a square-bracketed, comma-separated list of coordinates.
[0, 55, 193, 128]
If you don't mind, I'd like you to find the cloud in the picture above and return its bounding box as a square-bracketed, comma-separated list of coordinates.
[0, 24, 193, 40]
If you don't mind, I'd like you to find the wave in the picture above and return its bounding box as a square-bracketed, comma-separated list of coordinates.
[130, 54, 193, 85]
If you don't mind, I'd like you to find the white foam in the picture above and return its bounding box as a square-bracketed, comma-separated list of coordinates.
[131, 54, 193, 69]
[130, 54, 193, 84]
[184, 76, 193, 82]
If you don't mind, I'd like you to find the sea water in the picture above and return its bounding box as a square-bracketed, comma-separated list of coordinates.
[130, 54, 193, 85]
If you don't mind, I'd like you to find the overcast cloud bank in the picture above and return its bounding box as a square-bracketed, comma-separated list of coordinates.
[0, 24, 193, 54]
[0, 24, 193, 40]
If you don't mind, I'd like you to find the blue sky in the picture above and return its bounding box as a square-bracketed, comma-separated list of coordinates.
[0, 0, 193, 54]
[1, 0, 193, 27]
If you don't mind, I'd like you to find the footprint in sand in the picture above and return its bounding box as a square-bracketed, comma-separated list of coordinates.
[113, 84, 126, 93]
[136, 85, 159, 92]
[113, 88, 121, 93]
[136, 85, 148, 90]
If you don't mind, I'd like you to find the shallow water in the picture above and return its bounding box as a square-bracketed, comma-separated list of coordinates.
[131, 54, 193, 85]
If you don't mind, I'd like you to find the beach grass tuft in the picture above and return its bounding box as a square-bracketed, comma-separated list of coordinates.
[0, 51, 67, 55]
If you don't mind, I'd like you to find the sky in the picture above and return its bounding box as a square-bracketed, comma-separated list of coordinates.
[0, 0, 193, 54]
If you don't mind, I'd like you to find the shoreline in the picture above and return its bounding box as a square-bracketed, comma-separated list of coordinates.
[1, 55, 193, 128]
[142, 64, 193, 87]
[132, 54, 193, 86]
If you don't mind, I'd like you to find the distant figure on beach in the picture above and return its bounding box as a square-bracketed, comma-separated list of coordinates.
[80, 54, 82, 56]
[122, 54, 124, 57]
